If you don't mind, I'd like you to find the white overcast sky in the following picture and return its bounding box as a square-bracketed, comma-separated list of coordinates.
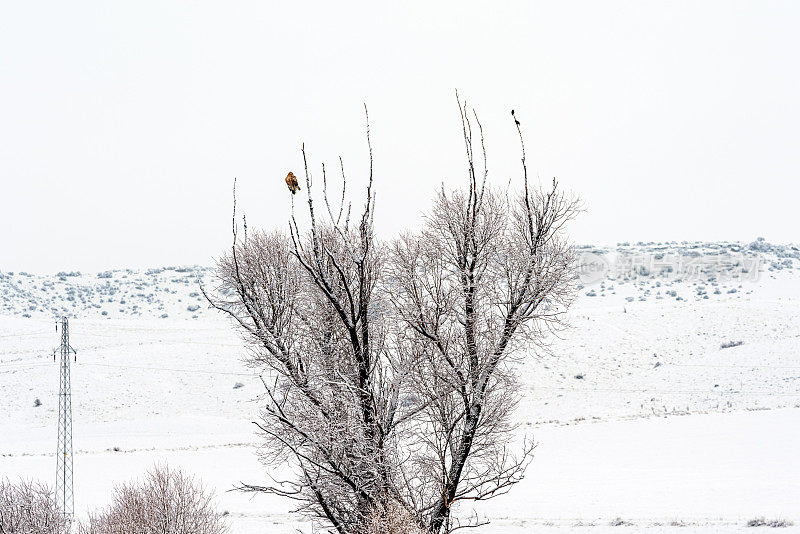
[1, 1, 798, 272]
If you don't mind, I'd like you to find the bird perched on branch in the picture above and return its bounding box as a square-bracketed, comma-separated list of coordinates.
[511, 109, 520, 126]
[285, 172, 300, 194]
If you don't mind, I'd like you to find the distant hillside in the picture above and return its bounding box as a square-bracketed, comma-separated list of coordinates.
[0, 265, 214, 320]
[1, 239, 797, 320]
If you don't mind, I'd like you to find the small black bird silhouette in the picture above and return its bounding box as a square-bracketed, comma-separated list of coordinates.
[511, 109, 520, 126]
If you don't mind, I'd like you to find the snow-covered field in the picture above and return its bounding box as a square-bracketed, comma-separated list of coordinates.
[2, 240, 799, 532]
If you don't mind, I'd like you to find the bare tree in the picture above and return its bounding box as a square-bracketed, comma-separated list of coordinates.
[77, 464, 228, 534]
[205, 98, 579, 534]
[0, 478, 70, 534]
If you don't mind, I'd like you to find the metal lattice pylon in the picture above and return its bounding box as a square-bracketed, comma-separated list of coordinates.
[54, 316, 76, 517]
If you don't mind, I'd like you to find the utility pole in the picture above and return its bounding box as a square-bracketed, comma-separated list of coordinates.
[54, 316, 76, 517]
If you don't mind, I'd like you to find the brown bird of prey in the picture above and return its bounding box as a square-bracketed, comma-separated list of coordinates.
[285, 172, 300, 194]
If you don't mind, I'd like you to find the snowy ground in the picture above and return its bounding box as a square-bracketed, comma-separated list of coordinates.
[1, 239, 799, 532]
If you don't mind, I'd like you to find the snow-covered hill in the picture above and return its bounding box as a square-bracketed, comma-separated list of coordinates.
[1, 239, 797, 321]
[0, 265, 213, 320]
[1, 239, 799, 532]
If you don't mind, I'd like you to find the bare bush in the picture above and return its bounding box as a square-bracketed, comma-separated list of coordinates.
[205, 99, 579, 533]
[77, 464, 227, 534]
[364, 500, 426, 534]
[0, 478, 70, 534]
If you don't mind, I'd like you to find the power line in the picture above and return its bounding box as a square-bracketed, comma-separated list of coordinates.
[0, 330, 52, 338]
[0, 359, 253, 376]
[5, 358, 796, 396]
[671, 363, 800, 370]
[3, 356, 799, 385]
[79, 361, 253, 377]
[0, 362, 51, 371]
[529, 386, 800, 396]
